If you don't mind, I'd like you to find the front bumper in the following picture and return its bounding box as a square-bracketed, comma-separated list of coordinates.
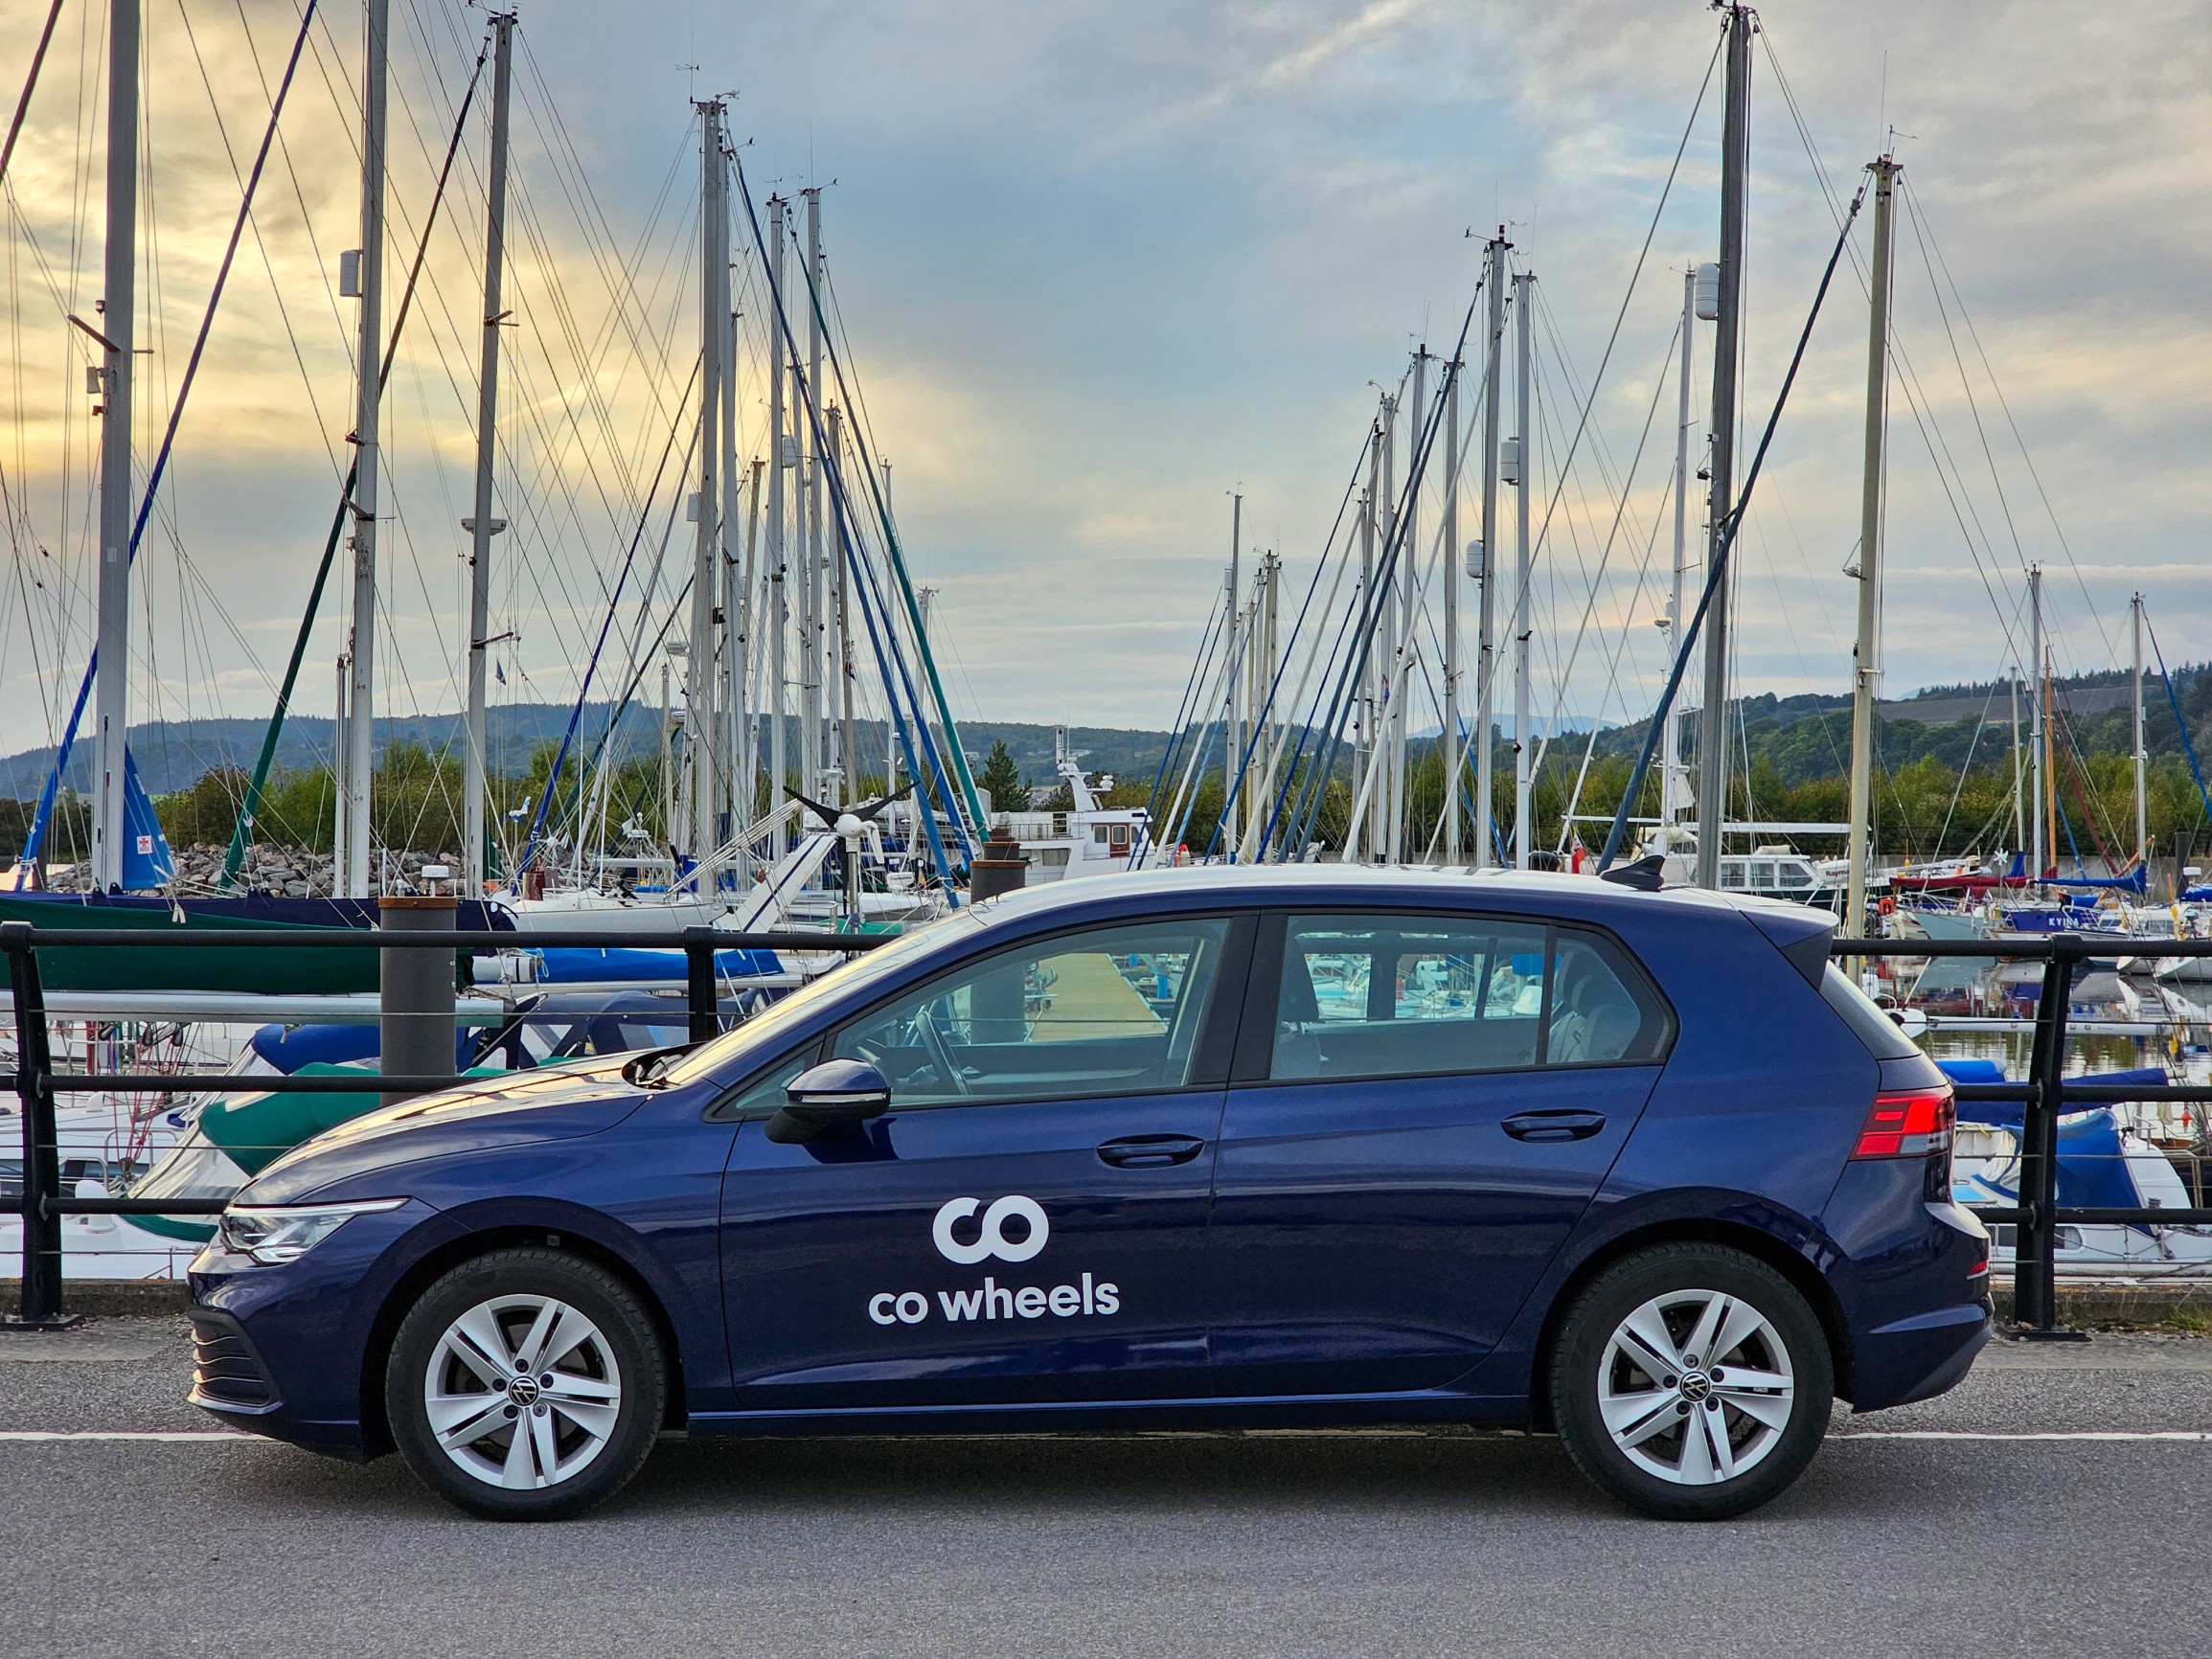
[186, 1197, 446, 1461]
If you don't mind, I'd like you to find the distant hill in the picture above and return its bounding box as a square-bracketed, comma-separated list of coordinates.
[4, 662, 2199, 806]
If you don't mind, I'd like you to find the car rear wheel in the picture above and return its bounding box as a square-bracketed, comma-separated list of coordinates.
[1550, 1242, 1833, 1520]
[386, 1248, 666, 1520]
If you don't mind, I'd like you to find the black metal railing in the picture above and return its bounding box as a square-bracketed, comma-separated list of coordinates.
[7, 920, 886, 1327]
[1836, 933, 2212, 1337]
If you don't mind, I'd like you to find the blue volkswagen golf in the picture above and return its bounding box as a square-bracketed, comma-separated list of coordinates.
[186, 868, 1990, 1521]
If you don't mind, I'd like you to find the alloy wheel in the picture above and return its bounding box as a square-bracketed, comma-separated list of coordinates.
[1596, 1286, 1795, 1486]
[422, 1293, 624, 1489]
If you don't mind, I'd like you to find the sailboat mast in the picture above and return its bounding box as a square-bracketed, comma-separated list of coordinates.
[1223, 493, 1242, 856]
[1391, 354, 1423, 865]
[463, 11, 514, 894]
[1352, 443, 1374, 861]
[2009, 667, 2024, 856]
[1442, 355, 1462, 864]
[1377, 393, 1398, 861]
[90, 0, 141, 892]
[2028, 565, 2044, 878]
[343, 0, 391, 897]
[2132, 592, 2148, 876]
[801, 187, 824, 804]
[765, 195, 788, 858]
[1662, 268, 1694, 843]
[688, 97, 726, 862]
[830, 403, 855, 802]
[1512, 272, 1534, 869]
[720, 300, 743, 841]
[1694, 1, 1753, 889]
[1476, 232, 1508, 866]
[1845, 155, 1899, 940]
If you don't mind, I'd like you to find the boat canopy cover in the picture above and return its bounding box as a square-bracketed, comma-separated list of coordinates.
[1938, 1057, 2170, 1126]
[526, 945, 783, 984]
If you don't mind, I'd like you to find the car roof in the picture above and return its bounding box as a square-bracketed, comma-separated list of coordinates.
[963, 863, 1790, 930]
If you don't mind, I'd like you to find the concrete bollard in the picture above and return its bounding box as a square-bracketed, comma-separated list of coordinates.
[378, 894, 458, 1106]
[969, 826, 1029, 903]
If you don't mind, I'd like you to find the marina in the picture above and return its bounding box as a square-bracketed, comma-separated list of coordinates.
[0, 0, 2209, 1645]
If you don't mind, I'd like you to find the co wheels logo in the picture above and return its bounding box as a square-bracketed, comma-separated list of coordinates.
[869, 1194, 1118, 1328]
[931, 1194, 1048, 1264]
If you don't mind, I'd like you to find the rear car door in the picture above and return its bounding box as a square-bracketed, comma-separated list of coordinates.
[1207, 910, 1673, 1398]
[719, 914, 1246, 1413]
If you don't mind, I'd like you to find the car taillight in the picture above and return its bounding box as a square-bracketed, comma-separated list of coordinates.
[1852, 1085, 1954, 1159]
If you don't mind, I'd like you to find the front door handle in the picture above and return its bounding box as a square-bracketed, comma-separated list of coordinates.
[1097, 1134, 1206, 1169]
[1502, 1110, 1608, 1143]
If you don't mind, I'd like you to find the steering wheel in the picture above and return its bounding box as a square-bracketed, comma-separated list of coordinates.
[913, 1002, 971, 1099]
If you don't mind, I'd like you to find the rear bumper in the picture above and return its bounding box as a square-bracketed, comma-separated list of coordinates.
[1849, 1293, 1993, 1411]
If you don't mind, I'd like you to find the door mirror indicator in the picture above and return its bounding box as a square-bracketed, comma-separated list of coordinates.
[768, 1058, 893, 1143]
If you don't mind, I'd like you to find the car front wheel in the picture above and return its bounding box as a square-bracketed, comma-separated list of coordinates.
[386, 1247, 667, 1520]
[1550, 1242, 1833, 1520]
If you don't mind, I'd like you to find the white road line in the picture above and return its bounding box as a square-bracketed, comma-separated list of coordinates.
[1834, 1430, 2212, 1443]
[0, 1430, 246, 1443]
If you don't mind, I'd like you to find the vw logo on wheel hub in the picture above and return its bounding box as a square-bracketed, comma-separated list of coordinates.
[1677, 1370, 1712, 1402]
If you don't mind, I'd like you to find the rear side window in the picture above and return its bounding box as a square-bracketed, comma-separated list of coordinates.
[1268, 913, 1670, 1082]
[1821, 964, 1920, 1059]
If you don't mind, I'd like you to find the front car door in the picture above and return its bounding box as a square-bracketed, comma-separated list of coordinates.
[1207, 909, 1674, 1398]
[718, 913, 1248, 1416]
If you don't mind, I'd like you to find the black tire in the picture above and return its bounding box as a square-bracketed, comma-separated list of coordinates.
[1549, 1242, 1833, 1521]
[385, 1247, 667, 1520]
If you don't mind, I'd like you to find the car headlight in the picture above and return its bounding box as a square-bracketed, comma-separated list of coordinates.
[217, 1199, 406, 1264]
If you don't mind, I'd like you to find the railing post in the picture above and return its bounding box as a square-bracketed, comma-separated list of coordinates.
[684, 926, 717, 1045]
[4, 919, 74, 1329]
[378, 895, 458, 1108]
[2014, 939, 2081, 1339]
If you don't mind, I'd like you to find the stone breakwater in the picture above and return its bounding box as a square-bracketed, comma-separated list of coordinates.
[50, 843, 461, 897]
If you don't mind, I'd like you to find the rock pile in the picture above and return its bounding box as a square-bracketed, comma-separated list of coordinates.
[53, 844, 463, 898]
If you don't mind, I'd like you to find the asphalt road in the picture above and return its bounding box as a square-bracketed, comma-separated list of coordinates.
[2, 1320, 2208, 1659]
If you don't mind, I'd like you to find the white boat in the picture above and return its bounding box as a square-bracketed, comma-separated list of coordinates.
[1000, 729, 1157, 882]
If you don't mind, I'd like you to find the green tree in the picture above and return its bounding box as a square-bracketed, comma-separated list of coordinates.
[977, 739, 1028, 816]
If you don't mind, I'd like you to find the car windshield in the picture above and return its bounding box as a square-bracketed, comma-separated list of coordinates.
[650, 913, 979, 1088]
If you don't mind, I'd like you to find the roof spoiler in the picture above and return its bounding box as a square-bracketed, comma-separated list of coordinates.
[1743, 903, 1837, 988]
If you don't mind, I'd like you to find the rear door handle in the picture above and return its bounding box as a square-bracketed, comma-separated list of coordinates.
[1502, 1110, 1608, 1143]
[1097, 1134, 1207, 1169]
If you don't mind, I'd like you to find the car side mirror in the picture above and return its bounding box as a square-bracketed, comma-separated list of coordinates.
[765, 1057, 892, 1144]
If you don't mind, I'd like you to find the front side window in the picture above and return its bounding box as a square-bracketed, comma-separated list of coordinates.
[1269, 913, 1670, 1081]
[832, 919, 1231, 1107]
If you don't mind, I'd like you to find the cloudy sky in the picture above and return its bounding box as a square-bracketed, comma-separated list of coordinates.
[2, 0, 2208, 761]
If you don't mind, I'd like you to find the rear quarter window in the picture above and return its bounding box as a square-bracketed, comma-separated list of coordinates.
[1820, 963, 1920, 1059]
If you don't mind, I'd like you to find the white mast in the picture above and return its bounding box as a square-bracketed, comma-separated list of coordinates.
[765, 196, 789, 856]
[1443, 354, 1462, 865]
[1390, 354, 1424, 865]
[1661, 268, 1695, 845]
[1352, 443, 1375, 861]
[2009, 666, 2024, 856]
[1476, 231, 1508, 867]
[462, 11, 513, 894]
[1695, 2, 1753, 889]
[342, 0, 391, 897]
[89, 0, 140, 892]
[1845, 155, 1900, 940]
[2028, 565, 2045, 879]
[686, 99, 725, 862]
[1375, 393, 1397, 861]
[1223, 493, 1242, 856]
[732, 457, 763, 832]
[830, 402, 855, 802]
[1512, 273, 1534, 870]
[2132, 592, 2148, 877]
[801, 187, 824, 802]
